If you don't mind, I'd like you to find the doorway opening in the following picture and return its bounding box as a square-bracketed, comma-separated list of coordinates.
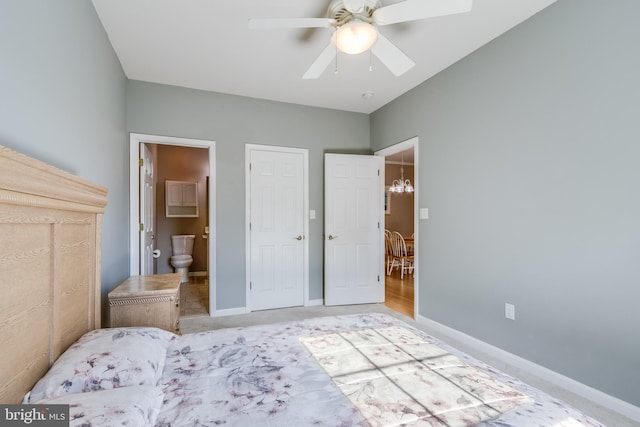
[129, 133, 216, 317]
[376, 137, 418, 318]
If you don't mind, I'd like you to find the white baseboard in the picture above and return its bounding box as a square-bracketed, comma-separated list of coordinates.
[415, 314, 640, 423]
[211, 300, 324, 316]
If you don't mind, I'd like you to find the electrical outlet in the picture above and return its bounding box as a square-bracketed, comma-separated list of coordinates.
[505, 303, 515, 320]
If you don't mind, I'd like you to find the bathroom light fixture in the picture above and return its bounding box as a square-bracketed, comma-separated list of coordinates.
[335, 20, 378, 54]
[389, 156, 413, 193]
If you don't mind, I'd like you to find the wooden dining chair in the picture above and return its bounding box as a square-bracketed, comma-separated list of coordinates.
[389, 231, 414, 279]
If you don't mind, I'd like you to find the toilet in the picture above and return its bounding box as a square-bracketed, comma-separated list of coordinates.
[170, 235, 195, 283]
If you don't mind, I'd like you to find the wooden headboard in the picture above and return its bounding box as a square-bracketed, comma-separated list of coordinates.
[0, 145, 107, 403]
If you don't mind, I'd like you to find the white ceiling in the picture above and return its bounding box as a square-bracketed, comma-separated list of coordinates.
[92, 0, 556, 114]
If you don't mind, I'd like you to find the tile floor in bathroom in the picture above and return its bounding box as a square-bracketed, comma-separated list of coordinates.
[179, 275, 209, 317]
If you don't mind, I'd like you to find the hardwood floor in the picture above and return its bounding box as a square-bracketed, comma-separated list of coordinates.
[180, 272, 415, 319]
[384, 269, 414, 318]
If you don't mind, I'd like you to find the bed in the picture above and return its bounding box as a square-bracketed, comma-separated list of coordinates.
[0, 145, 605, 426]
[21, 313, 605, 427]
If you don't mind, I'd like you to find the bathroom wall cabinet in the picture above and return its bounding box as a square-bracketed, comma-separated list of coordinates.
[166, 180, 198, 217]
[108, 273, 181, 334]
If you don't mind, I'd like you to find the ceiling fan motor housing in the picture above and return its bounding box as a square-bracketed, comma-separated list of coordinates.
[328, 0, 381, 25]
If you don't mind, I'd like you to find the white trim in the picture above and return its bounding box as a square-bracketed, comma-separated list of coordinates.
[307, 298, 324, 306]
[415, 314, 640, 423]
[375, 137, 419, 317]
[129, 133, 218, 316]
[245, 144, 310, 312]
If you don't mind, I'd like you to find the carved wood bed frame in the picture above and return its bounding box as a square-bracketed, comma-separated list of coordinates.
[0, 145, 107, 403]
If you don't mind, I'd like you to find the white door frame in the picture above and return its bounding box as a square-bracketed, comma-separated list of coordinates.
[129, 133, 217, 315]
[245, 144, 310, 311]
[375, 136, 419, 317]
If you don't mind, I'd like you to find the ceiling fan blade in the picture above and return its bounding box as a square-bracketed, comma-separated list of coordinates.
[248, 18, 336, 30]
[302, 43, 336, 79]
[343, 0, 366, 13]
[370, 33, 415, 76]
[373, 0, 473, 26]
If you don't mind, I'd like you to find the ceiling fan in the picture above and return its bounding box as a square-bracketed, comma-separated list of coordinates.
[249, 0, 473, 79]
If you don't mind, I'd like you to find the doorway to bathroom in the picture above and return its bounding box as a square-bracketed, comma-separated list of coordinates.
[129, 133, 216, 317]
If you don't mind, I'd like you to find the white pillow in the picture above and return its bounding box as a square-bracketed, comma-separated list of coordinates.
[37, 386, 164, 427]
[25, 327, 175, 403]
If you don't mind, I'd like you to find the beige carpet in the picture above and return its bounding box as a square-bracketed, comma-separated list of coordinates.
[180, 303, 406, 333]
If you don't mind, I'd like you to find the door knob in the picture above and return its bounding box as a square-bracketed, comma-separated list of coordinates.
[294, 235, 303, 240]
[328, 235, 338, 240]
[152, 249, 161, 258]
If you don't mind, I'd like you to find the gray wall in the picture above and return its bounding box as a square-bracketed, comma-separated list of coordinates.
[126, 80, 370, 309]
[0, 0, 129, 322]
[370, 0, 640, 407]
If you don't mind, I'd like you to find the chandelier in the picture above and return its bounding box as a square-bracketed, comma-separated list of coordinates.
[389, 156, 413, 193]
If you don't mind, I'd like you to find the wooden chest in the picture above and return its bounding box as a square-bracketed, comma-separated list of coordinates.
[108, 273, 181, 334]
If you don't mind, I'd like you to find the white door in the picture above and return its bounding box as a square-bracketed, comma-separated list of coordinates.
[249, 149, 305, 310]
[324, 153, 384, 305]
[140, 143, 155, 275]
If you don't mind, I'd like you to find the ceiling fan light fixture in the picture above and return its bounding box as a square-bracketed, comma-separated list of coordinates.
[335, 20, 378, 54]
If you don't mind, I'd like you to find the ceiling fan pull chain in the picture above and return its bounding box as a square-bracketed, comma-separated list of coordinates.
[369, 49, 373, 71]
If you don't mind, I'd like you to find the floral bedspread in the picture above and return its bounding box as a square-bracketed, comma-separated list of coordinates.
[156, 313, 605, 426]
[301, 326, 531, 426]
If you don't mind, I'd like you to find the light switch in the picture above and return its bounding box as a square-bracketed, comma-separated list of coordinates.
[419, 208, 429, 219]
[309, 209, 316, 220]
[505, 303, 515, 320]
